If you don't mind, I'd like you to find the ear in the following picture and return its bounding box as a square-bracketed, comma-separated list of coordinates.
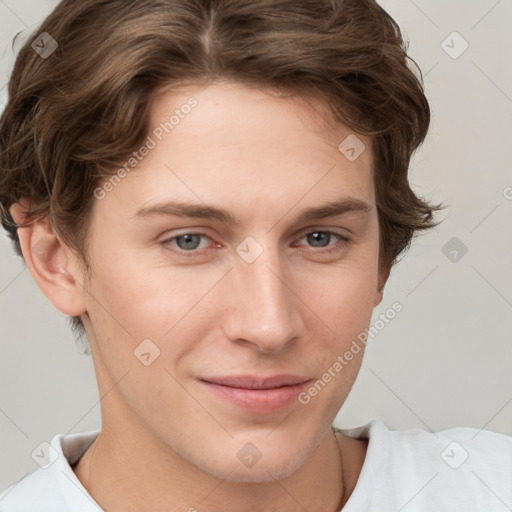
[374, 265, 391, 307]
[9, 200, 88, 317]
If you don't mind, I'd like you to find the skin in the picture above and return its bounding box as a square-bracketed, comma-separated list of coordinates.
[11, 80, 389, 511]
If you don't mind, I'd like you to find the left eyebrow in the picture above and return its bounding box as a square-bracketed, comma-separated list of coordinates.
[131, 197, 371, 225]
[293, 197, 371, 224]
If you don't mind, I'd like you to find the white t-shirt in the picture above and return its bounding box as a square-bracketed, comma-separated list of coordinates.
[1, 419, 511, 511]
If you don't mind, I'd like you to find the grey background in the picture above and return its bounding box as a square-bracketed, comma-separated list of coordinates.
[1, 0, 511, 492]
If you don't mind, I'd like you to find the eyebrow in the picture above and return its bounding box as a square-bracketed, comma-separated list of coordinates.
[133, 197, 371, 225]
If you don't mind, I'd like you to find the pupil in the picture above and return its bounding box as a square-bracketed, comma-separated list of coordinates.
[308, 232, 329, 247]
[177, 234, 200, 250]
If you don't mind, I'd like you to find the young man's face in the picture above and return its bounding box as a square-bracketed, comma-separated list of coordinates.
[73, 81, 386, 481]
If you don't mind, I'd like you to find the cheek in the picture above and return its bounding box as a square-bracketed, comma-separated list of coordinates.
[296, 259, 379, 330]
[83, 254, 225, 369]
[84, 225, 380, 372]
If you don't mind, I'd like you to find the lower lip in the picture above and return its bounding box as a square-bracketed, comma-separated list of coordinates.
[200, 380, 312, 413]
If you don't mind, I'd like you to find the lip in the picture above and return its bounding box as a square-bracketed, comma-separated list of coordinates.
[199, 374, 313, 413]
[201, 374, 312, 389]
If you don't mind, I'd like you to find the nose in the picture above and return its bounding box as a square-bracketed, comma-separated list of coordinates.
[222, 245, 305, 353]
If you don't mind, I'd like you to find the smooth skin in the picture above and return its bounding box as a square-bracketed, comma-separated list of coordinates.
[11, 80, 389, 511]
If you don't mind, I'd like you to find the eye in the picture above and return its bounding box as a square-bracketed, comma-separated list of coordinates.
[294, 229, 351, 254]
[161, 229, 351, 256]
[163, 233, 211, 252]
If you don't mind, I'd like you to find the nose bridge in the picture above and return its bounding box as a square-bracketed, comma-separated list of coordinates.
[225, 240, 303, 352]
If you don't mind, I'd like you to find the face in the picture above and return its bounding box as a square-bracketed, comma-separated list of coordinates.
[77, 80, 385, 482]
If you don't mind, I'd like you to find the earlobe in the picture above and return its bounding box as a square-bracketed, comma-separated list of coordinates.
[9, 202, 88, 317]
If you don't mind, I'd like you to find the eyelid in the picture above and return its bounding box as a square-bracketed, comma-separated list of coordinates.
[160, 224, 351, 242]
[294, 225, 351, 240]
[292, 228, 351, 254]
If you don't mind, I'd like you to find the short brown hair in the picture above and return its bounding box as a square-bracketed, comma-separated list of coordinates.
[0, 0, 444, 342]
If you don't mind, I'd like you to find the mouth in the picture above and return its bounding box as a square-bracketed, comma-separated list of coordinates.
[198, 374, 313, 413]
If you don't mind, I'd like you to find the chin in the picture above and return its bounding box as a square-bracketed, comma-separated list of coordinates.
[196, 447, 308, 483]
[209, 461, 304, 484]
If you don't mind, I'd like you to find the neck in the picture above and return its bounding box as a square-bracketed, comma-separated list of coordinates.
[73, 405, 349, 512]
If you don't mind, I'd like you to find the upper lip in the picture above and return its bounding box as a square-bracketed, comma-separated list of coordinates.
[200, 374, 312, 389]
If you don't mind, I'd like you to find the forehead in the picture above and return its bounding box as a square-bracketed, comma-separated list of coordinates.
[152, 80, 370, 160]
[95, 81, 375, 223]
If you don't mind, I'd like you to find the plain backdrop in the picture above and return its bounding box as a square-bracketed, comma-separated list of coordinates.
[1, 0, 511, 492]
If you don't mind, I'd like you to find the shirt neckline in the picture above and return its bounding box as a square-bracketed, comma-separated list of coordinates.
[55, 420, 386, 511]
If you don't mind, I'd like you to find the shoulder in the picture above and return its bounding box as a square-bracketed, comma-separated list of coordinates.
[338, 418, 512, 464]
[336, 420, 512, 510]
[0, 467, 55, 511]
[0, 430, 101, 512]
[385, 421, 512, 472]
[391, 423, 512, 508]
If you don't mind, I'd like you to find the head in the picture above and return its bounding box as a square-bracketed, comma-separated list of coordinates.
[1, 0, 442, 482]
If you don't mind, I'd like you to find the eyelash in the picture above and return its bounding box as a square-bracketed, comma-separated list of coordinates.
[161, 229, 351, 256]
